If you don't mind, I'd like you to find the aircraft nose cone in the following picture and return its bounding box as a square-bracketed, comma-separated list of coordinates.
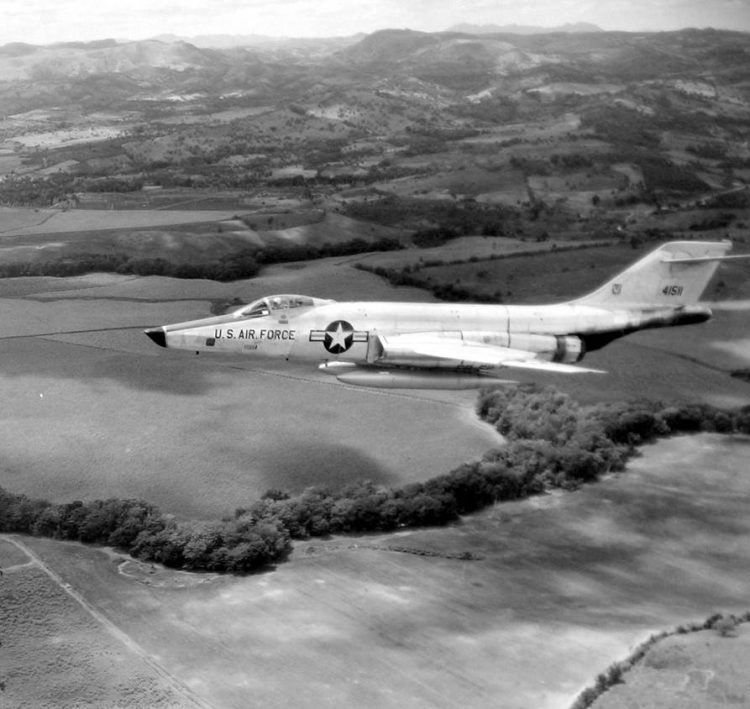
[145, 327, 167, 348]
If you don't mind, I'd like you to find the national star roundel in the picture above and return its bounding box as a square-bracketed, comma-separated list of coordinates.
[309, 320, 368, 354]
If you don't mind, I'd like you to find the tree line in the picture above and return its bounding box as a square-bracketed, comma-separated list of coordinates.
[353, 241, 614, 304]
[571, 610, 750, 709]
[343, 195, 517, 234]
[0, 386, 747, 574]
[0, 495, 291, 573]
[0, 237, 402, 282]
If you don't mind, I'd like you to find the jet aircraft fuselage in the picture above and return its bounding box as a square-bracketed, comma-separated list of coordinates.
[145, 241, 744, 388]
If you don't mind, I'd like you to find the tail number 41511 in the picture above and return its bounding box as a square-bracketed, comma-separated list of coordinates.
[662, 284, 684, 296]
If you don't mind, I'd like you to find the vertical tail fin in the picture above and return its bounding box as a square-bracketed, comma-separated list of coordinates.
[572, 241, 733, 308]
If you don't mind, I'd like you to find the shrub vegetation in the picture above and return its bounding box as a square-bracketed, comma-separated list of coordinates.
[1, 386, 747, 574]
[0, 237, 402, 281]
[570, 611, 750, 708]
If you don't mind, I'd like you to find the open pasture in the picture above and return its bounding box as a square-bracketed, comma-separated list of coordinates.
[459, 114, 583, 145]
[257, 211, 406, 246]
[417, 241, 750, 304]
[524, 315, 750, 410]
[8, 124, 128, 149]
[0, 242, 748, 709]
[0, 537, 193, 708]
[0, 240, 747, 521]
[0, 265, 498, 519]
[0, 206, 243, 238]
[417, 243, 655, 303]
[592, 626, 750, 709]
[374, 165, 524, 201]
[1, 245, 748, 521]
[0, 206, 410, 265]
[7, 433, 750, 709]
[355, 236, 602, 269]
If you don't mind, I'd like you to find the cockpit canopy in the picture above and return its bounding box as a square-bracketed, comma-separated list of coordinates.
[234, 294, 334, 319]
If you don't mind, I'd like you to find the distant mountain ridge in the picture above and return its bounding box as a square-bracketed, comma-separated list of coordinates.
[0, 39, 219, 81]
[151, 33, 364, 53]
[447, 22, 604, 35]
[0, 27, 747, 97]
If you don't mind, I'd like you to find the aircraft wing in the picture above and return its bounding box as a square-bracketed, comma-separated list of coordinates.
[377, 335, 604, 374]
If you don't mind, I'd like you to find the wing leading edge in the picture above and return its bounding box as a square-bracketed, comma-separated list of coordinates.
[371, 333, 604, 374]
[405, 339, 605, 374]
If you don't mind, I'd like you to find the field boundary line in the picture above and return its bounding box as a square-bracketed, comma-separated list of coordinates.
[1, 534, 214, 709]
[629, 340, 731, 373]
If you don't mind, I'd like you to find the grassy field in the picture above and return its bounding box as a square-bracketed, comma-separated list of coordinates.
[0, 206, 243, 236]
[413, 241, 750, 303]
[3, 433, 748, 709]
[262, 212, 407, 246]
[0, 237, 748, 707]
[0, 538, 192, 708]
[0, 265, 499, 519]
[354, 236, 602, 269]
[592, 625, 750, 709]
[0, 206, 409, 265]
[1, 248, 748, 519]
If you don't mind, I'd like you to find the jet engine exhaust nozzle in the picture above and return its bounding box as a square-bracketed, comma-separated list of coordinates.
[145, 328, 167, 348]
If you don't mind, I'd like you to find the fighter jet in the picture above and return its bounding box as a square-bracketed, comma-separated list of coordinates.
[145, 240, 745, 389]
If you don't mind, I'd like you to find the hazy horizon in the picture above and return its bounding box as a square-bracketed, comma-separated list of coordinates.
[3, 0, 749, 47]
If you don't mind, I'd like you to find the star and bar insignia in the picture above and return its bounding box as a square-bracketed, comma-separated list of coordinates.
[309, 320, 368, 354]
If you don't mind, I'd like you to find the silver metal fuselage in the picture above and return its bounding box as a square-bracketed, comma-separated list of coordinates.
[156, 300, 682, 363]
[144, 241, 737, 387]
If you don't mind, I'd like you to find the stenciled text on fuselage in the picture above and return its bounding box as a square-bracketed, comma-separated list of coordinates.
[214, 328, 296, 341]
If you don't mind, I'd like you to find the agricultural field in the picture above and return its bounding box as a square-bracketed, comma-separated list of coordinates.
[1, 27, 749, 709]
[2, 433, 749, 708]
[592, 626, 750, 709]
[0, 261, 503, 519]
[364, 238, 750, 304]
[0, 538, 194, 708]
[0, 229, 748, 517]
[0, 207, 241, 237]
[0, 205, 409, 269]
[355, 235, 595, 269]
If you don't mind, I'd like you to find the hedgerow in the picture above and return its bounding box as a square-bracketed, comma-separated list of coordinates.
[1, 386, 747, 573]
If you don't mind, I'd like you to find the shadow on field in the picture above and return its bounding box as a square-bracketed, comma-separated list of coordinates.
[463, 435, 750, 625]
[0, 337, 234, 396]
[252, 441, 398, 492]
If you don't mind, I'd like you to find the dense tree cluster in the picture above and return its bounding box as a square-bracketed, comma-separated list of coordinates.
[76, 177, 145, 193]
[0, 237, 402, 282]
[638, 158, 709, 194]
[0, 174, 76, 207]
[343, 195, 516, 234]
[687, 142, 728, 160]
[0, 251, 261, 281]
[0, 495, 291, 572]
[354, 262, 499, 303]
[550, 153, 593, 169]
[476, 385, 750, 491]
[583, 105, 662, 149]
[0, 173, 144, 207]
[479, 384, 750, 445]
[411, 226, 461, 248]
[0, 386, 746, 574]
[251, 236, 402, 266]
[701, 190, 750, 210]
